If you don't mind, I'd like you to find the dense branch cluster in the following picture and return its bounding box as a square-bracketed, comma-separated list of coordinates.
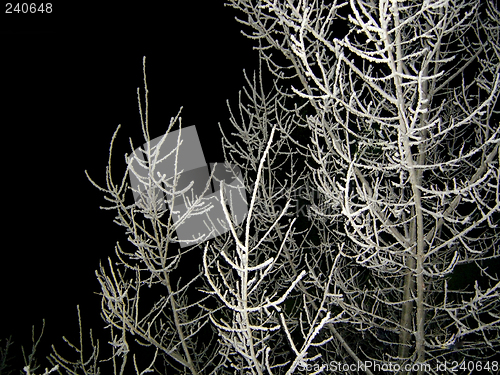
[24, 1, 499, 374]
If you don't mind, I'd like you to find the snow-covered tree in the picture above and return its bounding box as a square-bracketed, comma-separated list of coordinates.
[36, 1, 499, 374]
[222, 0, 500, 373]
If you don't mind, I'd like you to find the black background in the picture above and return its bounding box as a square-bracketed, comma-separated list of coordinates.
[1, 2, 258, 369]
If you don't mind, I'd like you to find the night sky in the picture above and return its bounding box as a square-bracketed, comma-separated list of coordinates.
[1, 2, 258, 369]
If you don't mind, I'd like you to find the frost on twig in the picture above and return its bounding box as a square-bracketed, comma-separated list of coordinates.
[22, 365, 59, 375]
